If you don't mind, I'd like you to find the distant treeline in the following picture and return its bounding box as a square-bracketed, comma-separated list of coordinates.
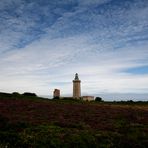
[112, 100, 148, 104]
[0, 92, 41, 100]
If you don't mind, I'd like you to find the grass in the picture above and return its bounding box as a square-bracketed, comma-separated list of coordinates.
[0, 92, 148, 147]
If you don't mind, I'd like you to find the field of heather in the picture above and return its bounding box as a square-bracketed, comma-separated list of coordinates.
[0, 94, 148, 148]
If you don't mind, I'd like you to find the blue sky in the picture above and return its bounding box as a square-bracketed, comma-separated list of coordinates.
[0, 0, 148, 100]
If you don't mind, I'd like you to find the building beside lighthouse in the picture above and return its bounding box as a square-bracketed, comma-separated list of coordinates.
[73, 73, 81, 99]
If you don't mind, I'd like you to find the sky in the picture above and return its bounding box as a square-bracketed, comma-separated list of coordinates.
[0, 0, 148, 100]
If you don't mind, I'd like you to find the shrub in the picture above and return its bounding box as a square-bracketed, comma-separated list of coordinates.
[22, 92, 37, 97]
[95, 97, 103, 102]
[0, 92, 12, 99]
[12, 92, 21, 96]
[53, 96, 60, 99]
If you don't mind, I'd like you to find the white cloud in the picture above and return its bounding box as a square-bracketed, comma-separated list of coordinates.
[78, 0, 111, 6]
[0, 0, 148, 100]
[0, 29, 148, 96]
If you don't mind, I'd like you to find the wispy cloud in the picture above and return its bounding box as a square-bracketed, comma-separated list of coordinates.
[0, 0, 148, 99]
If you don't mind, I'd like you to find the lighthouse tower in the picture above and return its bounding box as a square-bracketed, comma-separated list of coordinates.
[73, 73, 81, 99]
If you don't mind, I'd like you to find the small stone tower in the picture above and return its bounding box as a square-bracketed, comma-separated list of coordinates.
[73, 73, 81, 99]
[53, 89, 60, 99]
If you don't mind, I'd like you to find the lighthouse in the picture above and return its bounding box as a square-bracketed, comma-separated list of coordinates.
[73, 73, 81, 99]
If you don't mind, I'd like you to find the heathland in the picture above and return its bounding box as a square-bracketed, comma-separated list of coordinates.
[0, 92, 148, 148]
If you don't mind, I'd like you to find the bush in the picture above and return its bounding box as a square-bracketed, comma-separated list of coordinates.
[95, 97, 103, 102]
[53, 96, 60, 99]
[0, 92, 12, 99]
[12, 92, 21, 96]
[22, 92, 37, 97]
[127, 100, 134, 103]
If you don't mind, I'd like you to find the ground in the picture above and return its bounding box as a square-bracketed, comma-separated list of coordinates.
[0, 93, 148, 147]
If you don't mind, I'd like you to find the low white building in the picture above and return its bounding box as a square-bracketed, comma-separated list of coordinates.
[82, 96, 94, 101]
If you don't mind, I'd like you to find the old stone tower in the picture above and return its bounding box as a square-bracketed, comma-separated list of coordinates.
[53, 89, 60, 99]
[73, 73, 81, 99]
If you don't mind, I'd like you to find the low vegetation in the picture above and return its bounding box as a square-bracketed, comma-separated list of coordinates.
[0, 92, 148, 147]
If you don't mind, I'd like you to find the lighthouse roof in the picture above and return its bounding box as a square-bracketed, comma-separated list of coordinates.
[74, 73, 79, 80]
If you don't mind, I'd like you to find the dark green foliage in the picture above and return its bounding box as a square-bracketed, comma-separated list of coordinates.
[0, 92, 44, 101]
[61, 97, 75, 100]
[53, 97, 85, 104]
[12, 92, 21, 96]
[22, 92, 37, 97]
[53, 96, 60, 99]
[1, 123, 147, 148]
[0, 92, 12, 99]
[127, 100, 134, 103]
[108, 100, 148, 105]
[95, 97, 103, 102]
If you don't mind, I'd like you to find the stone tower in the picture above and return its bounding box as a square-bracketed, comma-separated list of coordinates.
[73, 73, 81, 99]
[53, 89, 60, 99]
